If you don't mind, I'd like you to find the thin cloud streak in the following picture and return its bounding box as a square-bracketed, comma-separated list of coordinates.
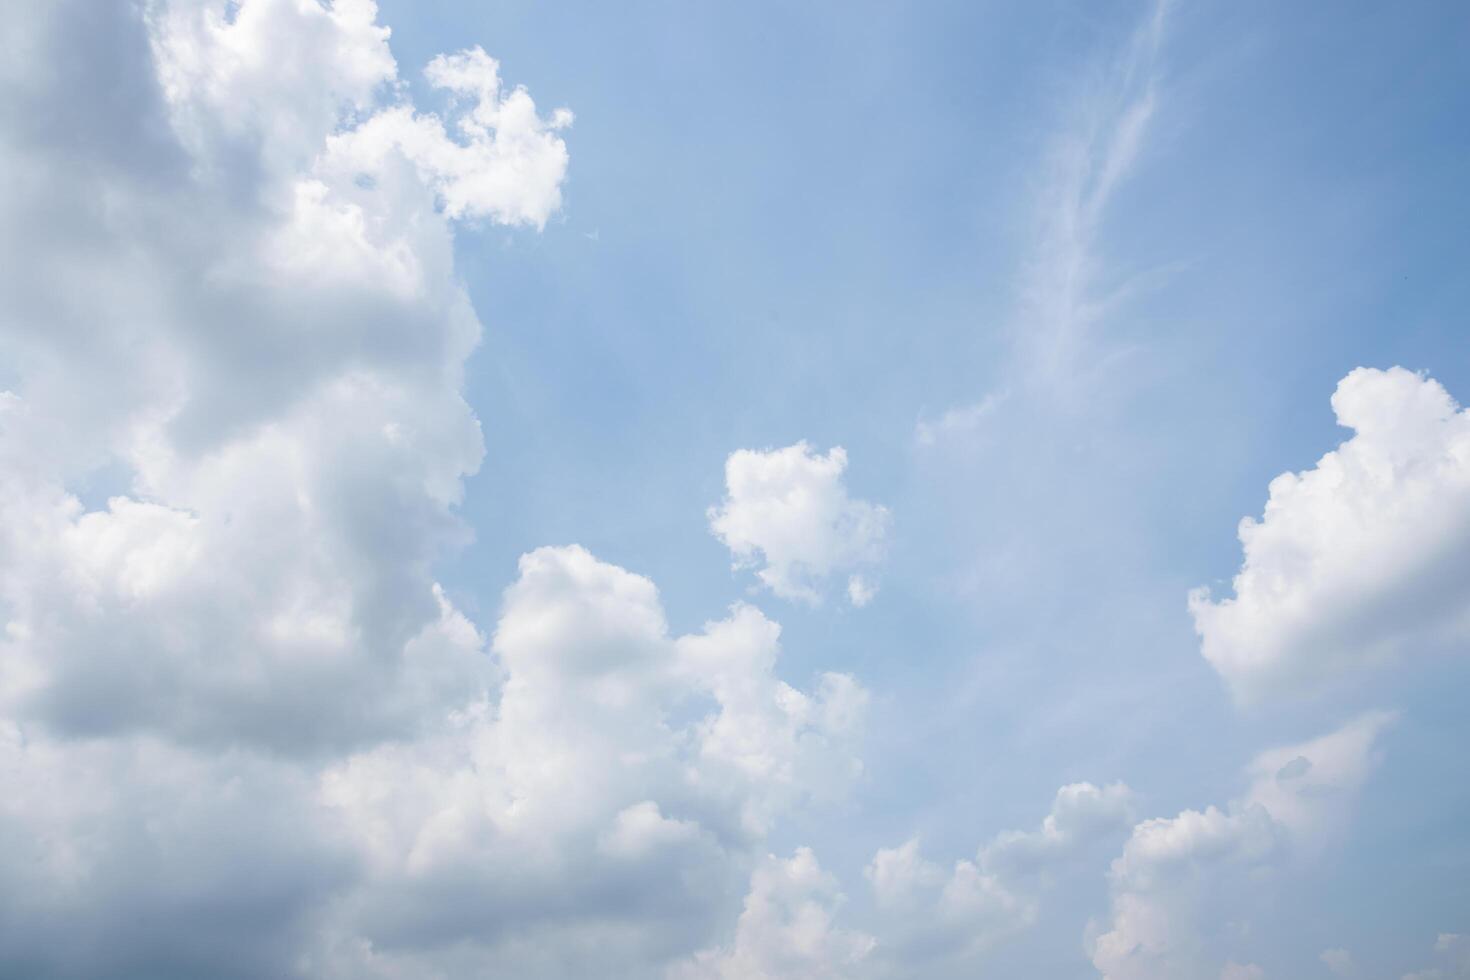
[1019, 0, 1171, 387]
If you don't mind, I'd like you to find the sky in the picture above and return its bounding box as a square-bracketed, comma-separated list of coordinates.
[0, 1, 1468, 978]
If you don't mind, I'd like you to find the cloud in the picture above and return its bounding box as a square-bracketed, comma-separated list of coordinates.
[671, 849, 876, 980]
[323, 46, 573, 229]
[708, 442, 891, 606]
[1018, 0, 1170, 383]
[673, 780, 1133, 979]
[864, 838, 1033, 967]
[862, 781, 1134, 973]
[0, 0, 575, 753]
[981, 780, 1137, 876]
[0, 2, 868, 976]
[1401, 933, 1470, 980]
[1190, 367, 1470, 702]
[317, 545, 867, 976]
[914, 392, 1007, 447]
[1090, 713, 1394, 980]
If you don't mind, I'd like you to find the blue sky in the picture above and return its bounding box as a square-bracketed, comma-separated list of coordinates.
[1, 1, 1468, 977]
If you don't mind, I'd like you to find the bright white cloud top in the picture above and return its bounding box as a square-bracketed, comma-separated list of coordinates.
[709, 442, 891, 606]
[1190, 368, 1470, 701]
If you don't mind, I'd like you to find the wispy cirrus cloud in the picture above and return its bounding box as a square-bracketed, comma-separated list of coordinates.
[1019, 0, 1171, 385]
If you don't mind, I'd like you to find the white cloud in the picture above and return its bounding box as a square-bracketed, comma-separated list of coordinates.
[671, 849, 876, 980]
[0, 1, 870, 976]
[677, 780, 1134, 980]
[864, 838, 1032, 967]
[708, 442, 891, 605]
[0, 0, 573, 752]
[1090, 713, 1394, 980]
[1190, 367, 1470, 702]
[862, 781, 1134, 973]
[982, 780, 1136, 876]
[323, 46, 572, 229]
[317, 545, 867, 976]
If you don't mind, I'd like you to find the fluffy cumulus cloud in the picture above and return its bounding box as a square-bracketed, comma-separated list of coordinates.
[0, 2, 870, 976]
[0, 0, 574, 753]
[1090, 712, 1394, 980]
[669, 779, 1132, 980]
[708, 442, 891, 606]
[855, 781, 1133, 976]
[317, 546, 867, 977]
[1189, 367, 1470, 701]
[671, 848, 877, 980]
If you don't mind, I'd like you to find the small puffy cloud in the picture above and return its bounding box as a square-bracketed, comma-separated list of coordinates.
[1091, 713, 1393, 980]
[1320, 947, 1355, 976]
[1190, 367, 1470, 701]
[323, 46, 571, 229]
[672, 849, 876, 980]
[982, 780, 1136, 877]
[708, 442, 891, 605]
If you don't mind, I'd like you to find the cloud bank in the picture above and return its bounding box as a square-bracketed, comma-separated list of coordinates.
[0, 2, 860, 976]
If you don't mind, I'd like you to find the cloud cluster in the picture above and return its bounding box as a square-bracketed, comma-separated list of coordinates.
[708, 442, 891, 606]
[671, 848, 877, 980]
[669, 779, 1133, 979]
[0, 0, 574, 755]
[0, 2, 866, 976]
[2, 2, 1459, 978]
[318, 545, 867, 976]
[863, 781, 1134, 973]
[1190, 367, 1470, 702]
[1090, 712, 1394, 980]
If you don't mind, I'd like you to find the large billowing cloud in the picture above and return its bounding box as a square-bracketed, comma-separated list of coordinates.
[0, 0, 571, 753]
[708, 442, 891, 606]
[1090, 712, 1394, 980]
[316, 545, 866, 977]
[1189, 368, 1470, 701]
[0, 2, 873, 976]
